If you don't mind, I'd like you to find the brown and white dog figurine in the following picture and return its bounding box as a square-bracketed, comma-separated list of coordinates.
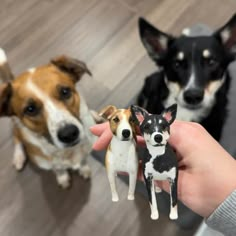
[0, 50, 97, 188]
[99, 106, 138, 202]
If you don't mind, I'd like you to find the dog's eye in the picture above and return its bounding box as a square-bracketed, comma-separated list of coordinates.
[129, 117, 135, 123]
[174, 61, 181, 68]
[24, 104, 39, 116]
[205, 58, 218, 67]
[173, 60, 186, 69]
[143, 123, 150, 130]
[113, 117, 120, 123]
[60, 87, 72, 100]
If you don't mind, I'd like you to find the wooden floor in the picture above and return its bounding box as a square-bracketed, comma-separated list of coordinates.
[0, 0, 236, 236]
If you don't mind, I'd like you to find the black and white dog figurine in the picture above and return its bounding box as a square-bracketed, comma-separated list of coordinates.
[131, 104, 178, 220]
[137, 14, 236, 141]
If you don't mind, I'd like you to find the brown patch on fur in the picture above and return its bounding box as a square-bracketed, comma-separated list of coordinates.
[108, 110, 122, 135]
[105, 144, 111, 170]
[9, 65, 81, 137]
[51, 55, 92, 82]
[99, 105, 117, 120]
[24, 140, 52, 164]
[13, 125, 50, 164]
[0, 83, 12, 116]
[0, 61, 14, 81]
[100, 106, 137, 140]
[13, 125, 22, 144]
[126, 108, 137, 143]
[0, 55, 91, 166]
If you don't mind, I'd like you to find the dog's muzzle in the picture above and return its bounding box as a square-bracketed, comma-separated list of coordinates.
[57, 124, 80, 146]
[150, 132, 166, 146]
[183, 88, 204, 106]
[154, 134, 163, 143]
[121, 129, 131, 141]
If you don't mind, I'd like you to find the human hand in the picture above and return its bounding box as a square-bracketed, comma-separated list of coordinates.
[90, 121, 236, 218]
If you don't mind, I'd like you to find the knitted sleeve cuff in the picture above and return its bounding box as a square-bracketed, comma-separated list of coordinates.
[206, 190, 236, 236]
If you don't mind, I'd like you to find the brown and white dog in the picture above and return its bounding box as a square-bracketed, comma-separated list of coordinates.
[0, 49, 98, 188]
[99, 106, 138, 202]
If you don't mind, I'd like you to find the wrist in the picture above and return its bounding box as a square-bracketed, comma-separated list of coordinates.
[206, 159, 236, 218]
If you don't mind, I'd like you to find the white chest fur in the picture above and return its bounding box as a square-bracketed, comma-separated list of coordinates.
[107, 136, 138, 173]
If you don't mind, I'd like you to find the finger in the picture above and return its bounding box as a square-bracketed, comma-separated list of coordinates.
[90, 122, 110, 136]
[137, 136, 146, 147]
[92, 128, 112, 150]
[168, 120, 197, 158]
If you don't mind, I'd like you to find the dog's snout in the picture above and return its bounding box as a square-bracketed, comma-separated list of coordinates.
[183, 89, 204, 105]
[122, 129, 131, 139]
[57, 124, 79, 144]
[154, 134, 163, 143]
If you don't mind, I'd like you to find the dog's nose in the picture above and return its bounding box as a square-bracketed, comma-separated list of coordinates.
[57, 124, 80, 144]
[183, 89, 204, 105]
[154, 134, 163, 143]
[122, 129, 131, 139]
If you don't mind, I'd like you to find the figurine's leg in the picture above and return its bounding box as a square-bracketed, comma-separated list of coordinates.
[12, 137, 26, 171]
[54, 169, 71, 189]
[169, 177, 178, 220]
[144, 176, 159, 220]
[127, 172, 137, 200]
[107, 170, 119, 202]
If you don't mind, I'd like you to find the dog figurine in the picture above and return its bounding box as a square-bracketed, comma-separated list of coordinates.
[131, 104, 178, 220]
[99, 105, 138, 202]
[0, 50, 98, 188]
[137, 14, 236, 141]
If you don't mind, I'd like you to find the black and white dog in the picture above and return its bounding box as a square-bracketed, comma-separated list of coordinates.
[137, 14, 236, 141]
[131, 104, 178, 220]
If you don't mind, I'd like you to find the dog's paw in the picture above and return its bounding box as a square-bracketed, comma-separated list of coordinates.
[13, 145, 26, 171]
[72, 163, 81, 171]
[79, 165, 91, 180]
[127, 194, 135, 200]
[112, 194, 119, 202]
[151, 211, 159, 220]
[169, 206, 178, 220]
[57, 173, 71, 189]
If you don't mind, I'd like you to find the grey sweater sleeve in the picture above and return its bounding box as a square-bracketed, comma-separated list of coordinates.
[206, 190, 236, 236]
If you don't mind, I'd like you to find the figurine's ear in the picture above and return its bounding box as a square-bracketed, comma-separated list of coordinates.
[214, 14, 236, 51]
[51, 55, 92, 83]
[99, 105, 117, 120]
[162, 104, 177, 125]
[0, 82, 13, 116]
[139, 17, 174, 62]
[130, 105, 149, 125]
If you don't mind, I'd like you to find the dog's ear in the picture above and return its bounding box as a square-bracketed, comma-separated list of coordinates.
[0, 48, 14, 82]
[161, 104, 177, 125]
[99, 105, 117, 120]
[0, 82, 12, 116]
[139, 17, 174, 62]
[130, 105, 149, 125]
[51, 55, 92, 82]
[214, 14, 236, 51]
